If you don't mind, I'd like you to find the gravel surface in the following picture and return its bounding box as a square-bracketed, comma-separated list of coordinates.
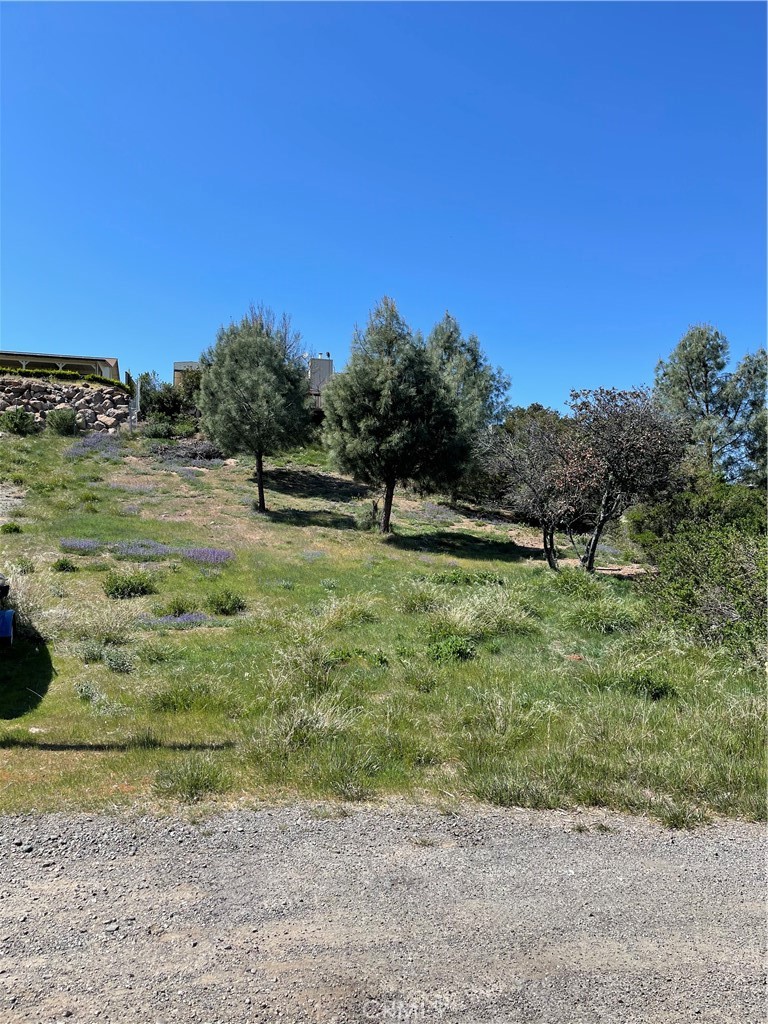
[0, 805, 764, 1023]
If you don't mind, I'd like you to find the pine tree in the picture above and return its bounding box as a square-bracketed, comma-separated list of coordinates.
[199, 305, 310, 513]
[322, 298, 461, 533]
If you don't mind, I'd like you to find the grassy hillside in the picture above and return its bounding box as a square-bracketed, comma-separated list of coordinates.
[0, 432, 763, 826]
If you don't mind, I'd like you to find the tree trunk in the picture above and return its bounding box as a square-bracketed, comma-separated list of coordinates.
[581, 517, 608, 573]
[543, 525, 559, 571]
[381, 481, 396, 534]
[255, 451, 266, 513]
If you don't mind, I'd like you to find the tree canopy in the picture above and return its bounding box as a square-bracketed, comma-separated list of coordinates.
[654, 324, 766, 484]
[198, 304, 310, 512]
[322, 298, 462, 533]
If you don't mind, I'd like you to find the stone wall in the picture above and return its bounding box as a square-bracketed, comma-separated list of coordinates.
[0, 375, 131, 433]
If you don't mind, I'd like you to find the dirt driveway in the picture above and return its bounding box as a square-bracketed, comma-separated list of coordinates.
[0, 805, 764, 1023]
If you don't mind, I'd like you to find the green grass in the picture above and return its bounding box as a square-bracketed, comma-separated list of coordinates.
[0, 431, 764, 826]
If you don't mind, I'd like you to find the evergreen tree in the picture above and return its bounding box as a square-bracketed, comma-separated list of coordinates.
[322, 298, 462, 533]
[654, 324, 766, 482]
[425, 313, 509, 497]
[198, 305, 310, 512]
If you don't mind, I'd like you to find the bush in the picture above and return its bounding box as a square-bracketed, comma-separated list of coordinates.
[46, 409, 78, 436]
[143, 416, 175, 439]
[103, 569, 157, 599]
[0, 409, 37, 436]
[103, 647, 135, 674]
[569, 596, 639, 634]
[354, 500, 382, 532]
[205, 589, 247, 616]
[551, 566, 603, 599]
[645, 524, 766, 664]
[154, 595, 198, 618]
[0, 366, 131, 392]
[426, 634, 477, 663]
[52, 557, 78, 573]
[627, 481, 766, 562]
[0, 523, 22, 534]
[13, 556, 34, 575]
[77, 640, 105, 664]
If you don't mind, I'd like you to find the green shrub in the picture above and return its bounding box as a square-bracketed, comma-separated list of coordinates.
[143, 416, 175, 439]
[426, 634, 477, 663]
[13, 556, 34, 575]
[205, 589, 247, 616]
[103, 569, 157, 599]
[153, 754, 228, 802]
[52, 557, 78, 573]
[354, 501, 382, 532]
[628, 481, 766, 561]
[0, 522, 22, 534]
[155, 595, 198, 617]
[77, 640, 105, 664]
[645, 524, 766, 664]
[0, 366, 130, 393]
[46, 409, 78, 436]
[103, 647, 135, 674]
[0, 408, 37, 436]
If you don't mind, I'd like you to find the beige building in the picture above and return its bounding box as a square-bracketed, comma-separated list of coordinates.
[0, 350, 120, 380]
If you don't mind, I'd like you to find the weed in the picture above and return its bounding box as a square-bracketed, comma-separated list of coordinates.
[427, 634, 476, 663]
[77, 640, 105, 664]
[0, 523, 21, 534]
[103, 647, 135, 674]
[569, 596, 639, 634]
[13, 556, 34, 575]
[52, 557, 78, 573]
[46, 409, 78, 436]
[205, 589, 247, 616]
[153, 754, 228, 802]
[552, 567, 603, 599]
[103, 569, 158, 599]
[148, 679, 226, 713]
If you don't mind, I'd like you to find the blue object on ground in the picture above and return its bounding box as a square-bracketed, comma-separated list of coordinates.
[0, 609, 15, 644]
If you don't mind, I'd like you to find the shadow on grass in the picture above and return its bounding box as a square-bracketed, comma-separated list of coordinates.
[0, 738, 236, 752]
[261, 467, 370, 502]
[0, 636, 55, 719]
[264, 508, 356, 530]
[388, 529, 545, 563]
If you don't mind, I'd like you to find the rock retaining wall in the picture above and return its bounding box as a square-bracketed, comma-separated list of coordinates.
[0, 375, 131, 433]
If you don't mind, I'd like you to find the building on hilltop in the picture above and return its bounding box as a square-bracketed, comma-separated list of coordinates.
[0, 350, 120, 380]
[173, 361, 200, 387]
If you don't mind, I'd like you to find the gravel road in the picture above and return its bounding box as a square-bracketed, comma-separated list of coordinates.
[0, 805, 764, 1024]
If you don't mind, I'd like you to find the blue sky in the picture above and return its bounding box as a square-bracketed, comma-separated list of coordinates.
[1, 2, 765, 408]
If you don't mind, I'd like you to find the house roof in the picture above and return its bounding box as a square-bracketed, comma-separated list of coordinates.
[0, 350, 119, 365]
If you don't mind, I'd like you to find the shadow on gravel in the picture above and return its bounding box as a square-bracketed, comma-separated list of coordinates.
[260, 467, 370, 502]
[388, 529, 544, 563]
[0, 635, 55, 719]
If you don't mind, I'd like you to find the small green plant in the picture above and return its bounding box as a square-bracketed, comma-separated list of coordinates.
[205, 589, 247, 616]
[0, 523, 22, 534]
[148, 679, 222, 713]
[103, 569, 158, 599]
[354, 500, 382, 532]
[77, 640, 105, 664]
[570, 596, 639, 634]
[153, 754, 228, 802]
[103, 647, 135, 674]
[0, 408, 37, 436]
[155, 595, 198, 618]
[52, 557, 78, 572]
[426, 634, 477, 663]
[13, 556, 34, 575]
[46, 409, 78, 436]
[552, 567, 603, 599]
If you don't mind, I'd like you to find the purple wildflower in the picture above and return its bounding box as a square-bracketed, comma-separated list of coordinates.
[177, 547, 233, 565]
[141, 611, 212, 629]
[112, 540, 175, 560]
[60, 538, 102, 553]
